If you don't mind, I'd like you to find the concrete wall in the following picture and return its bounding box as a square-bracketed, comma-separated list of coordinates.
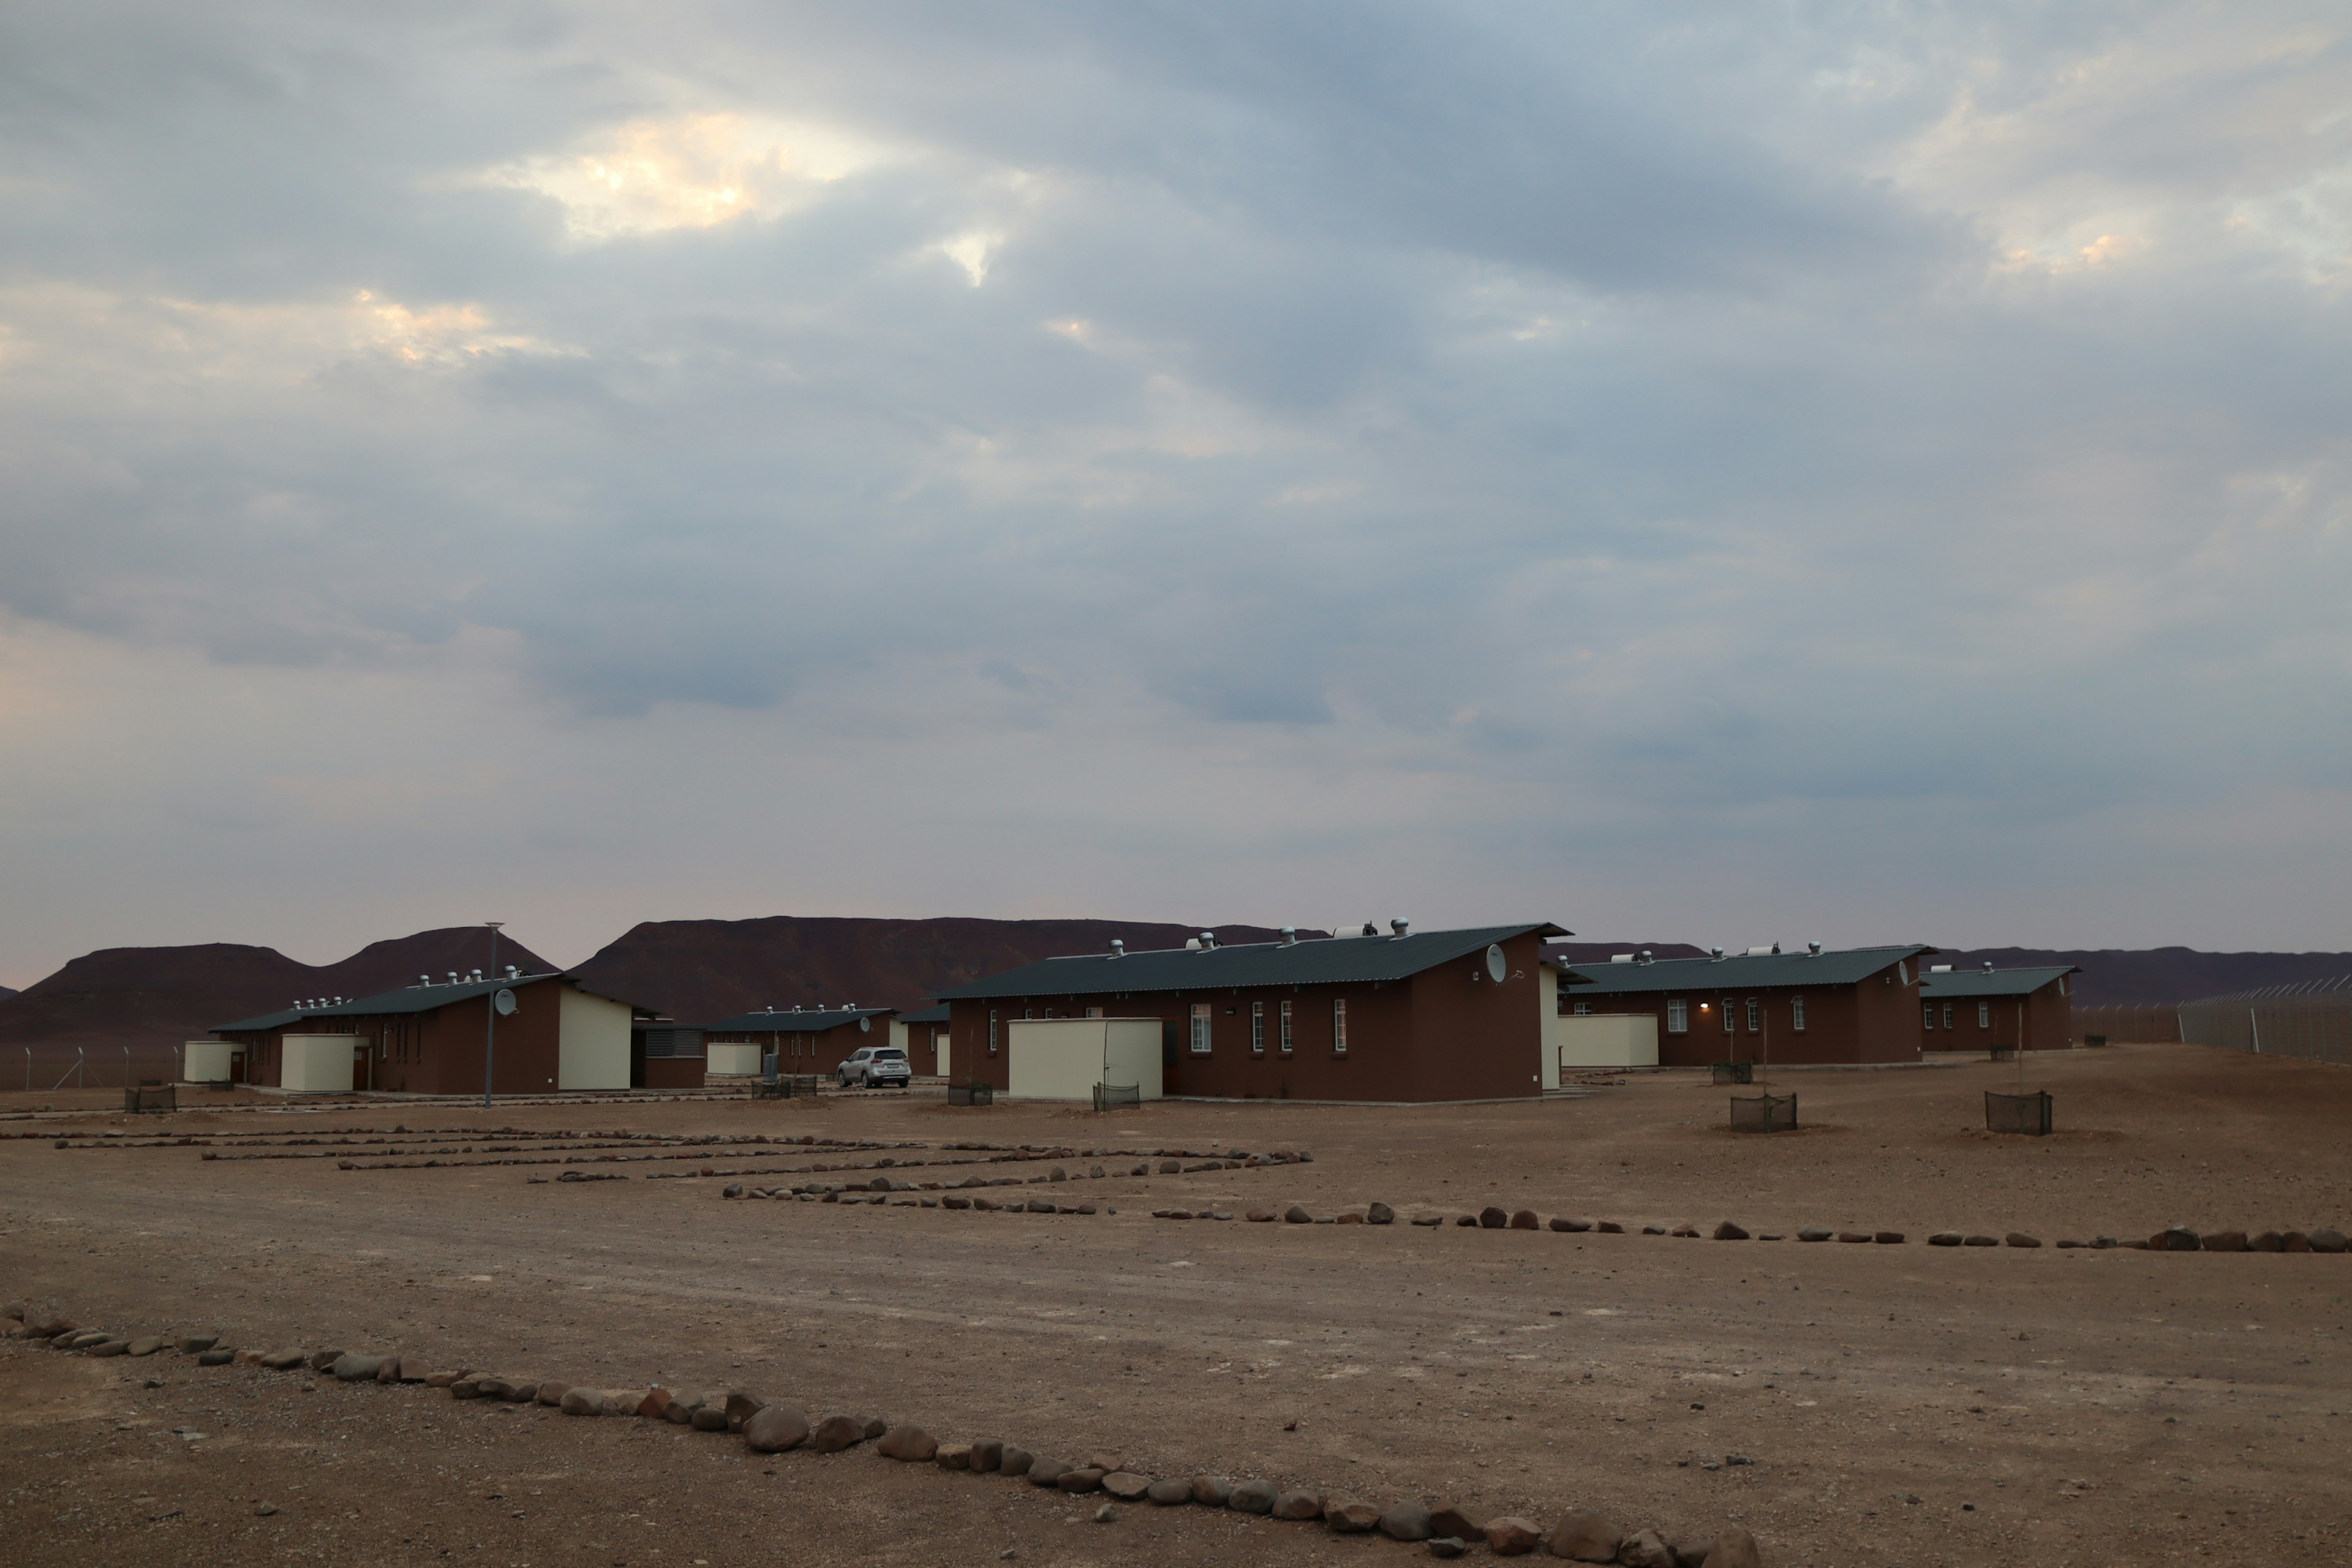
[1539, 966, 1561, 1090]
[280, 1034, 358, 1093]
[1006, 1018, 1163, 1101]
[1559, 1015, 1659, 1069]
[183, 1040, 236, 1083]
[706, 1042, 763, 1077]
[558, 987, 631, 1091]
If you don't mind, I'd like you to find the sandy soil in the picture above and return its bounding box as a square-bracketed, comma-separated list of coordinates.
[5, 1042, 2350, 1567]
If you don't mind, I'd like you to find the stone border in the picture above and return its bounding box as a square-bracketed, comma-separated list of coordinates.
[3, 1298, 1761, 1567]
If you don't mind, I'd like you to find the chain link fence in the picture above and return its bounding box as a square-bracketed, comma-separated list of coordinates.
[2179, 974, 2352, 1066]
[1985, 1090, 2053, 1135]
[10, 1043, 189, 1093]
[2072, 1003, 2180, 1045]
[1729, 1092, 1797, 1132]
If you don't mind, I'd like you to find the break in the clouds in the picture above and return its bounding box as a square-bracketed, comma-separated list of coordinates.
[2, 2, 2349, 982]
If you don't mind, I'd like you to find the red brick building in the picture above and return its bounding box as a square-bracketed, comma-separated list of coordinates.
[701, 1005, 897, 1077]
[212, 971, 644, 1094]
[1918, 964, 2079, 1052]
[1556, 944, 1935, 1068]
[935, 922, 1567, 1102]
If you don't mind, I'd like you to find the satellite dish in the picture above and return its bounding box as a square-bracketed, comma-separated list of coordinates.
[859, 1016, 872, 1033]
[1486, 944, 1507, 983]
[493, 988, 518, 1017]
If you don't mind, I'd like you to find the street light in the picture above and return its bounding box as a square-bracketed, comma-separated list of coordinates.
[482, 921, 503, 1110]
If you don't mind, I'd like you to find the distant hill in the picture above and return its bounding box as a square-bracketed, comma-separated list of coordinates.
[570, 916, 1313, 1024]
[0, 984, 15, 1001]
[0, 928, 554, 1052]
[1926, 947, 2352, 1006]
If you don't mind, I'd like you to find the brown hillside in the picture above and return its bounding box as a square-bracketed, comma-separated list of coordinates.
[0, 928, 554, 1053]
[569, 916, 1313, 1024]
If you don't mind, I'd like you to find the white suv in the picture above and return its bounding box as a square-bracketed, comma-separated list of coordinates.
[838, 1046, 911, 1089]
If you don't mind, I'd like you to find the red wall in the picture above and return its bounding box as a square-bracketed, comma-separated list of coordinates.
[1920, 982, 2075, 1054]
[707, 1019, 878, 1074]
[1571, 960, 1924, 1067]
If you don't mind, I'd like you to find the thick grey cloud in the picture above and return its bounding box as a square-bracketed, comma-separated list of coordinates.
[1, 1, 2349, 981]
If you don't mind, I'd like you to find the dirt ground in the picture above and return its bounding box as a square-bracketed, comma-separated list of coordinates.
[4, 1042, 2350, 1568]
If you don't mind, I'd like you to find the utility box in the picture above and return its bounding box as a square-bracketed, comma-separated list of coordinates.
[279, 1034, 360, 1093]
[1559, 1014, 1659, 1069]
[1006, 1018, 1164, 1102]
[183, 1040, 236, 1084]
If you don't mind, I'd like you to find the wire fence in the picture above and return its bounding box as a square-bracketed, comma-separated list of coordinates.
[2179, 973, 2352, 1066]
[9, 1044, 190, 1094]
[2072, 1003, 2180, 1045]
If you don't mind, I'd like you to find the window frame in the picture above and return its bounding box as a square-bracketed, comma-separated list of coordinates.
[1745, 997, 1761, 1033]
[1942, 1003, 1954, 1030]
[1978, 1001, 1990, 1029]
[1279, 998, 1294, 1055]
[1332, 997, 1348, 1055]
[1790, 995, 1806, 1033]
[1722, 998, 1735, 1034]
[987, 1009, 999, 1054]
[1923, 1005, 1934, 1030]
[1189, 1002, 1213, 1055]
[1250, 1000, 1265, 1055]
[1666, 999, 1688, 1034]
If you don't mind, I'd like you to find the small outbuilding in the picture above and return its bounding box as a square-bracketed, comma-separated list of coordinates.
[211, 971, 644, 1095]
[700, 1005, 898, 1077]
[1005, 1017, 1164, 1101]
[1555, 944, 1936, 1068]
[892, 1004, 951, 1077]
[1918, 963, 2079, 1052]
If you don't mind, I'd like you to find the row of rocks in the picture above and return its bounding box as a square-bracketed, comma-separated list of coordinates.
[723, 1182, 1109, 1215]
[1930, 1226, 2350, 1253]
[3, 1299, 1755, 1566]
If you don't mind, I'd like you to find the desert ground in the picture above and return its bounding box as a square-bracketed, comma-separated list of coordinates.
[4, 1041, 2349, 1568]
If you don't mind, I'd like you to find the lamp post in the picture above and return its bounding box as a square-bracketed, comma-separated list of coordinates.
[482, 921, 503, 1110]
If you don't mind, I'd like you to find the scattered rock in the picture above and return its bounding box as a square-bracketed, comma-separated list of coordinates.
[1545, 1507, 1620, 1561]
[1057, 1468, 1107, 1494]
[330, 1354, 385, 1382]
[744, 1406, 810, 1452]
[1229, 1479, 1278, 1514]
[1368, 1202, 1395, 1225]
[375, 1358, 402, 1383]
[808, 1414, 869, 1452]
[1796, 1226, 1833, 1242]
[1548, 1217, 1586, 1232]
[1159, 1160, 1182, 1174]
[2284, 1231, 2312, 1252]
[971, 1439, 1005, 1472]
[862, 1416, 886, 1439]
[1025, 1457, 1072, 1488]
[1272, 1489, 1324, 1520]
[1190, 1476, 1233, 1507]
[534, 1381, 568, 1406]
[558, 1389, 603, 1416]
[306, 1350, 344, 1372]
[1102, 1472, 1150, 1501]
[1337, 1212, 1365, 1226]
[1596, 1221, 1624, 1234]
[691, 1405, 729, 1432]
[123, 1336, 166, 1357]
[599, 1389, 646, 1419]
[2310, 1227, 2348, 1253]
[2251, 1231, 2286, 1252]
[1328, 1499, 1381, 1532]
[878, 1425, 938, 1461]
[1484, 1517, 1543, 1556]
[1094, 1503, 1117, 1524]
[1430, 1539, 1468, 1559]
[1411, 1215, 1444, 1226]
[86, 1338, 130, 1357]
[1836, 1232, 1871, 1244]
[1618, 1527, 1676, 1568]
[1667, 1532, 1715, 1567]
[1962, 1235, 1999, 1248]
[2154, 1226, 2201, 1252]
[1875, 1231, 1905, 1244]
[1700, 1526, 1762, 1567]
[935, 1442, 974, 1469]
[1427, 1506, 1485, 1542]
[1246, 1208, 1275, 1223]
[1147, 1477, 1192, 1505]
[2005, 1234, 2042, 1249]
[998, 1446, 1033, 1477]
[259, 1350, 306, 1371]
[1285, 1204, 1313, 1224]
[1642, 1225, 1667, 1235]
[1510, 1210, 1540, 1231]
[1379, 1500, 1434, 1540]
[1713, 1222, 1749, 1241]
[1928, 1232, 1962, 1247]
[197, 1348, 235, 1367]
[1479, 1206, 1510, 1229]
[1670, 1226, 1700, 1238]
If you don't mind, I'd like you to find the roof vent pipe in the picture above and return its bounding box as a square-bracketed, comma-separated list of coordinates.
[1710, 947, 1724, 961]
[1280, 927, 1297, 946]
[506, 965, 518, 979]
[448, 972, 459, 986]
[1390, 918, 1411, 938]
[1638, 949, 1653, 964]
[1983, 960, 1994, 972]
[1109, 940, 1125, 958]
[1807, 941, 1822, 957]
[420, 974, 431, 987]
[1199, 931, 1217, 949]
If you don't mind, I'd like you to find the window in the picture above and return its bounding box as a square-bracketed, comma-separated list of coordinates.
[1572, 1000, 1592, 1016]
[1978, 1002, 1990, 1029]
[1666, 1000, 1688, 1034]
[1745, 998, 1760, 1033]
[988, 1009, 998, 1054]
[1791, 995, 1806, 1033]
[1085, 1006, 1102, 1019]
[1279, 1000, 1294, 1055]
[1722, 999, 1735, 1033]
[1942, 1003, 1954, 1029]
[1189, 1003, 1212, 1054]
[1332, 998, 1348, 1055]
[1251, 1001, 1265, 1055]
[1923, 1005, 1934, 1030]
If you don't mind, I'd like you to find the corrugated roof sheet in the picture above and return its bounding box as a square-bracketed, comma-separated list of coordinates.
[704, 1006, 897, 1034]
[933, 923, 1568, 1002]
[1919, 965, 2078, 998]
[1561, 944, 1934, 996]
[213, 972, 631, 1033]
[897, 1004, 949, 1024]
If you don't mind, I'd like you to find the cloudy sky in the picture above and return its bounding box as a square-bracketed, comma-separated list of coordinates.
[3, 3, 2348, 983]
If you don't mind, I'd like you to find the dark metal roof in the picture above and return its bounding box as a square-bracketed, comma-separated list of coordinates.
[1561, 944, 1935, 996]
[1920, 965, 2079, 999]
[213, 972, 635, 1034]
[897, 1005, 949, 1024]
[933, 923, 1569, 1002]
[703, 1006, 897, 1035]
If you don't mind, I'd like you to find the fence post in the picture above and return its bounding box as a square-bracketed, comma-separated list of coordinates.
[2250, 1008, 2261, 1054]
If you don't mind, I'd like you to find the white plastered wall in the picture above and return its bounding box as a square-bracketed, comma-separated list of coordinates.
[1007, 1018, 1163, 1101]
[280, 1035, 358, 1093]
[1540, 967, 1562, 1091]
[184, 1041, 235, 1083]
[557, 987, 631, 1091]
[706, 1042, 763, 1077]
[1559, 1015, 1660, 1069]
